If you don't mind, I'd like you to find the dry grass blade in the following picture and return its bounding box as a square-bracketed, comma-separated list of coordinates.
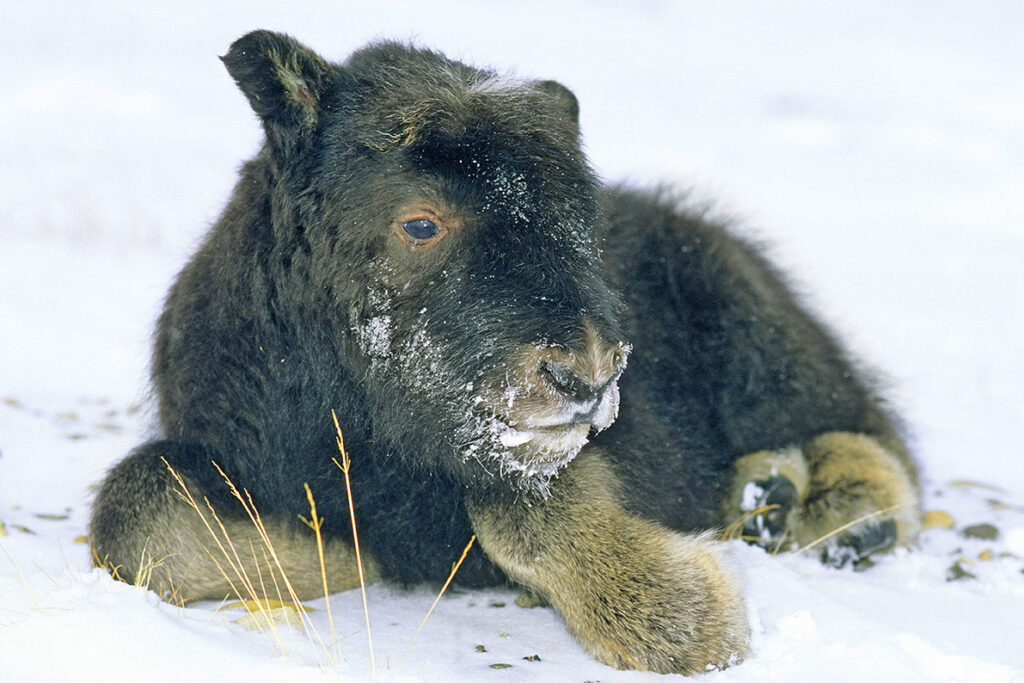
[797, 504, 902, 555]
[132, 544, 175, 592]
[724, 503, 903, 558]
[209, 461, 334, 668]
[163, 459, 290, 655]
[770, 529, 791, 556]
[301, 483, 338, 664]
[331, 409, 375, 676]
[91, 546, 125, 583]
[1, 541, 39, 610]
[256, 541, 289, 613]
[720, 503, 781, 541]
[398, 534, 476, 667]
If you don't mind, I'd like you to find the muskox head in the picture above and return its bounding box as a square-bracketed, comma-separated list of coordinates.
[223, 31, 628, 495]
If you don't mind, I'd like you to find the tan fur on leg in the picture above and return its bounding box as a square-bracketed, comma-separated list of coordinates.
[795, 432, 920, 548]
[141, 505, 379, 604]
[93, 466, 377, 604]
[468, 448, 749, 675]
[724, 433, 920, 560]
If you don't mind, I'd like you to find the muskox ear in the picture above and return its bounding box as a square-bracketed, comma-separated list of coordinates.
[536, 80, 580, 124]
[221, 30, 334, 138]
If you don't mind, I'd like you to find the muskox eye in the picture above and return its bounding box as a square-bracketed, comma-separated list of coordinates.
[402, 219, 440, 241]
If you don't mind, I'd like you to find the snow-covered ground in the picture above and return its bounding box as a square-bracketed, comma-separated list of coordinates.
[2, 2, 1022, 680]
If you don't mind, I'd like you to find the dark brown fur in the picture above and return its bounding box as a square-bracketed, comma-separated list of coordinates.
[89, 31, 919, 674]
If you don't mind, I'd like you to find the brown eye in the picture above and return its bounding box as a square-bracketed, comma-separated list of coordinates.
[396, 213, 449, 249]
[402, 219, 440, 241]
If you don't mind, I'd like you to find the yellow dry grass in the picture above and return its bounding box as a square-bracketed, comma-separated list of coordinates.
[1, 540, 39, 610]
[331, 408, 375, 675]
[720, 503, 791, 554]
[164, 460, 301, 658]
[398, 534, 476, 667]
[795, 504, 902, 557]
[149, 411, 477, 675]
[299, 482, 338, 664]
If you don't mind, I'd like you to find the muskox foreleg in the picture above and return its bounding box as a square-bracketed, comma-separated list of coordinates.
[467, 448, 749, 674]
[89, 440, 378, 603]
[723, 432, 921, 566]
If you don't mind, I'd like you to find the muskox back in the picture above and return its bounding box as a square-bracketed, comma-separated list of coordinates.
[593, 186, 907, 530]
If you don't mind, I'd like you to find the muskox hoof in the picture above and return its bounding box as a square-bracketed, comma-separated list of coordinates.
[819, 518, 898, 569]
[741, 475, 798, 549]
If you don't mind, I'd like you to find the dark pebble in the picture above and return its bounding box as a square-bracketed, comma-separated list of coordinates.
[946, 561, 977, 581]
[962, 523, 999, 541]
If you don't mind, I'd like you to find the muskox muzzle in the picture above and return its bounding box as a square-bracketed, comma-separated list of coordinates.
[477, 320, 629, 477]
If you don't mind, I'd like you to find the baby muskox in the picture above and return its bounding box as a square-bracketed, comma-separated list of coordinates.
[90, 30, 920, 674]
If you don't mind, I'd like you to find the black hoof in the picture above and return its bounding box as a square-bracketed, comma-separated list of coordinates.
[741, 475, 798, 548]
[820, 519, 897, 569]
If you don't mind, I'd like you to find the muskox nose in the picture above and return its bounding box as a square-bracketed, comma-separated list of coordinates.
[539, 360, 605, 402]
[535, 321, 628, 406]
[505, 322, 627, 433]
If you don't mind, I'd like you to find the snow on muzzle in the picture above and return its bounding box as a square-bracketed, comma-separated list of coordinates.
[478, 320, 630, 472]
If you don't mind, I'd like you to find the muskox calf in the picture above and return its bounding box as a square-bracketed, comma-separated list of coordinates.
[90, 31, 921, 674]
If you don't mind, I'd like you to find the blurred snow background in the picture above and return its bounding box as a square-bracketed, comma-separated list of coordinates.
[1, 1, 1022, 681]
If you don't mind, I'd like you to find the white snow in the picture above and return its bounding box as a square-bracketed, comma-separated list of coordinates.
[2, 1, 1023, 681]
[740, 482, 766, 514]
[357, 315, 394, 359]
[497, 428, 535, 449]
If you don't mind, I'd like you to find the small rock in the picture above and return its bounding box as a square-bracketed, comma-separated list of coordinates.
[523, 654, 541, 662]
[921, 510, 954, 530]
[475, 645, 487, 653]
[852, 556, 875, 572]
[515, 590, 547, 608]
[962, 523, 999, 541]
[946, 559, 977, 582]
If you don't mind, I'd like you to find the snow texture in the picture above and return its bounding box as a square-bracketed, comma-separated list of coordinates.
[2, 1, 1022, 681]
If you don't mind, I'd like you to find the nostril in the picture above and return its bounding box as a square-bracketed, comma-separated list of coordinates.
[539, 360, 594, 402]
[540, 360, 572, 388]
